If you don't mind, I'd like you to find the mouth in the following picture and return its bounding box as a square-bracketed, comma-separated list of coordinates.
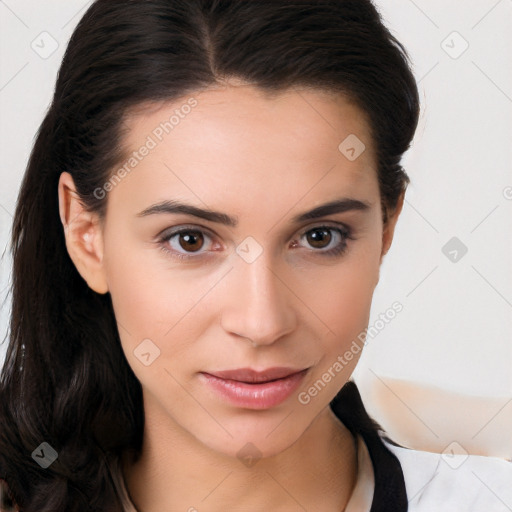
[199, 367, 309, 410]
[206, 367, 308, 383]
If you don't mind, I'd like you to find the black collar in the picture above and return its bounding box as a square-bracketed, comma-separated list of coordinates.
[329, 380, 408, 512]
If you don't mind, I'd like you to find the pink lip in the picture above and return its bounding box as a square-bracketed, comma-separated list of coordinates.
[200, 367, 309, 410]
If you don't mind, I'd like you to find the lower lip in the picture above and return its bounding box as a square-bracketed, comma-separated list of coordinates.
[200, 369, 308, 410]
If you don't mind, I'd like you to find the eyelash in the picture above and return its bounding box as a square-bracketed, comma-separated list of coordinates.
[157, 224, 355, 261]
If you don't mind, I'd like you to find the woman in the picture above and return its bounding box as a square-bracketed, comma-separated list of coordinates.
[2, 0, 509, 510]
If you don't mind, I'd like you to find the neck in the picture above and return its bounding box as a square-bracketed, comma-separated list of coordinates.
[123, 398, 358, 512]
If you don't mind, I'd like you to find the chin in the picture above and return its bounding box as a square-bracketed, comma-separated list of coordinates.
[193, 414, 308, 462]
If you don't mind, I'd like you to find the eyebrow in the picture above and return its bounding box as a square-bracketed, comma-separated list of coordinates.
[136, 197, 372, 227]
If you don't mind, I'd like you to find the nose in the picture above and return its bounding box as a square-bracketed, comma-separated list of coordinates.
[220, 254, 297, 346]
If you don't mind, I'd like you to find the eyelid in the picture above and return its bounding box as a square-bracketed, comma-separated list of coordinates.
[157, 223, 217, 241]
[298, 220, 352, 235]
[156, 221, 355, 260]
[157, 221, 353, 242]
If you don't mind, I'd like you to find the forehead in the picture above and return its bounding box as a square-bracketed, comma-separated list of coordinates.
[112, 84, 378, 214]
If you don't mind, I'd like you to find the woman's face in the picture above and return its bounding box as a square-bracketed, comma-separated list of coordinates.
[61, 84, 402, 459]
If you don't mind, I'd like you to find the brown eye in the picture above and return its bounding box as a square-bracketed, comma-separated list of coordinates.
[305, 227, 333, 249]
[159, 226, 218, 261]
[177, 231, 204, 252]
[296, 225, 351, 257]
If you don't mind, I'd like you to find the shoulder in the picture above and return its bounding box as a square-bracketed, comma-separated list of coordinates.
[382, 438, 512, 511]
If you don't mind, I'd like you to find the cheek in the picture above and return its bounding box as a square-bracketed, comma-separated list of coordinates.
[102, 231, 222, 366]
[101, 229, 181, 348]
[305, 243, 380, 341]
[105, 255, 168, 338]
[103, 248, 200, 405]
[304, 244, 381, 399]
[295, 250, 379, 406]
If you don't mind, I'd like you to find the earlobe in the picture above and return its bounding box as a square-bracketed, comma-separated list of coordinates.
[58, 172, 109, 294]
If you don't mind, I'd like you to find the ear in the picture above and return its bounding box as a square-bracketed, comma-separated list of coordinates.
[58, 172, 109, 294]
[380, 190, 405, 265]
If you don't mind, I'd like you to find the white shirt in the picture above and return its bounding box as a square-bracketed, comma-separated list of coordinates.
[384, 438, 512, 511]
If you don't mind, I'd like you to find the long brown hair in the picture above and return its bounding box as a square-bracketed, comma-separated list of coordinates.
[0, 1, 419, 509]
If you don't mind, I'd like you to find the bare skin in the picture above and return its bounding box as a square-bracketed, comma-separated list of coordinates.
[58, 81, 403, 511]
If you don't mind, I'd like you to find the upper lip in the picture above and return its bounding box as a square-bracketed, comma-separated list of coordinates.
[205, 367, 307, 383]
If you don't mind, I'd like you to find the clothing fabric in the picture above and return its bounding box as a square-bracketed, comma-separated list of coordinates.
[385, 439, 512, 511]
